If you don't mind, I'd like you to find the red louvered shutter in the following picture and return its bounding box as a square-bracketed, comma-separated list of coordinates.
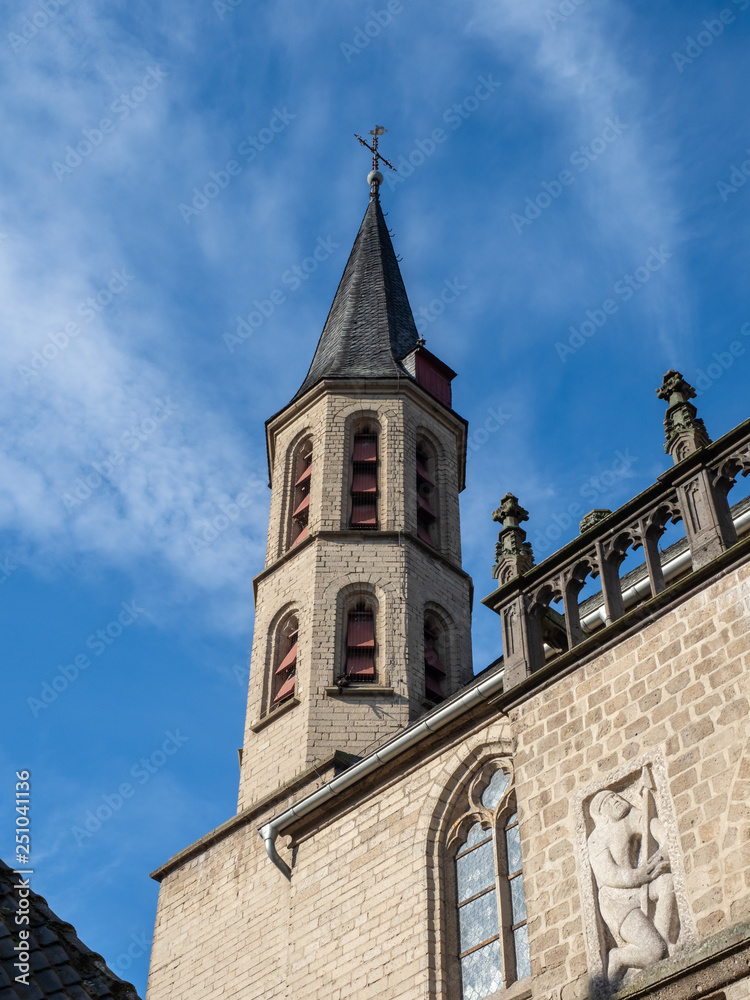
[276, 641, 298, 673]
[289, 443, 312, 549]
[291, 525, 308, 545]
[271, 620, 298, 708]
[351, 432, 378, 529]
[352, 436, 377, 462]
[423, 638, 445, 674]
[425, 671, 444, 698]
[273, 673, 296, 703]
[351, 470, 378, 493]
[417, 523, 435, 546]
[424, 628, 445, 701]
[417, 493, 436, 518]
[347, 613, 375, 648]
[346, 607, 376, 680]
[416, 459, 434, 485]
[293, 494, 310, 518]
[295, 464, 312, 486]
[351, 500, 377, 526]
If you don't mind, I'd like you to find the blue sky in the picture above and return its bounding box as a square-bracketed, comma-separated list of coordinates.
[1, 0, 749, 993]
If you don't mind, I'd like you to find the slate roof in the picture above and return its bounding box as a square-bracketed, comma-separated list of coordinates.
[0, 860, 142, 1000]
[294, 194, 420, 399]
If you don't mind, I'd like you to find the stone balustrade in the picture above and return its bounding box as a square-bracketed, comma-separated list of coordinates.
[483, 371, 750, 691]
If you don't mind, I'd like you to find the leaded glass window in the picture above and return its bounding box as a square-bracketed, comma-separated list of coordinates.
[448, 766, 530, 1000]
[505, 812, 530, 980]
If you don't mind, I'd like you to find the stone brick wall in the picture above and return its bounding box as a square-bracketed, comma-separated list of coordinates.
[151, 556, 749, 1000]
[151, 367, 749, 1000]
[147, 801, 292, 1000]
[511, 558, 750, 1000]
[239, 380, 472, 809]
[148, 716, 513, 1000]
[264, 382, 466, 565]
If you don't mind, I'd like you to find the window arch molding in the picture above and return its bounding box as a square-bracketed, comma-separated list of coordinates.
[430, 752, 530, 1000]
[279, 428, 314, 556]
[263, 603, 301, 716]
[415, 426, 444, 550]
[343, 411, 383, 531]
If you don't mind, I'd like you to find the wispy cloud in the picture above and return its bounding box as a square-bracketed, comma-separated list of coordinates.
[0, 5, 277, 632]
[467, 0, 692, 357]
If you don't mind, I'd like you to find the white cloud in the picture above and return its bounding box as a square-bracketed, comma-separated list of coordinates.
[0, 9, 271, 632]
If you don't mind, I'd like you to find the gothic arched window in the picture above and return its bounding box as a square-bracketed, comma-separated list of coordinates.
[416, 437, 439, 547]
[269, 613, 298, 710]
[289, 438, 312, 548]
[448, 766, 530, 999]
[349, 423, 379, 529]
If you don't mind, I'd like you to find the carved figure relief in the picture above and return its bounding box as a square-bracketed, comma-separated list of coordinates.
[575, 754, 695, 994]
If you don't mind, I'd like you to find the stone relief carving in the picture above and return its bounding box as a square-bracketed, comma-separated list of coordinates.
[575, 753, 695, 994]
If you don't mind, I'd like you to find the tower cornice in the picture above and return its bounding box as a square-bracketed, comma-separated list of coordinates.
[252, 528, 475, 601]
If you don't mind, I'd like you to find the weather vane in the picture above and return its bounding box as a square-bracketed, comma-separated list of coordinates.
[355, 127, 397, 198]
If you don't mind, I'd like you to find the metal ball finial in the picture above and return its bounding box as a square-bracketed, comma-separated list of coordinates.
[355, 128, 397, 200]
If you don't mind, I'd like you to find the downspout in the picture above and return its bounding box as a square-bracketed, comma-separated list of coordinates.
[258, 668, 507, 878]
[262, 828, 292, 879]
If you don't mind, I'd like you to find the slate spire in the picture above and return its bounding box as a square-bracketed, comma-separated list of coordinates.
[294, 188, 420, 400]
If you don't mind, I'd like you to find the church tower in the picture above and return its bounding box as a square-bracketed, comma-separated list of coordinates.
[237, 163, 473, 808]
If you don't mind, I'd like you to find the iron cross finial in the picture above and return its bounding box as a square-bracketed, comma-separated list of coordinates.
[354, 126, 397, 174]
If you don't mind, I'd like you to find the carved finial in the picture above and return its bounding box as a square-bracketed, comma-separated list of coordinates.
[579, 509, 611, 534]
[355, 126, 397, 199]
[492, 492, 529, 528]
[656, 370, 710, 463]
[492, 493, 534, 581]
[656, 369, 696, 406]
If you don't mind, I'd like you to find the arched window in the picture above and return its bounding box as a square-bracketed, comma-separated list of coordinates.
[270, 613, 298, 709]
[289, 438, 312, 548]
[424, 613, 447, 703]
[350, 423, 379, 529]
[342, 599, 376, 683]
[416, 438, 438, 547]
[448, 766, 530, 999]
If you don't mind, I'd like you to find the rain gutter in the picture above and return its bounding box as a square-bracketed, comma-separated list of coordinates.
[258, 668, 506, 878]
